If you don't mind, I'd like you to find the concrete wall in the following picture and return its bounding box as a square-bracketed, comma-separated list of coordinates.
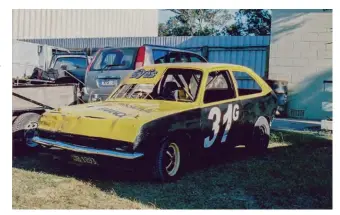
[12, 9, 158, 39]
[269, 9, 332, 120]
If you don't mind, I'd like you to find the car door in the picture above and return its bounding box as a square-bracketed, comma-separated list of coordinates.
[200, 70, 242, 153]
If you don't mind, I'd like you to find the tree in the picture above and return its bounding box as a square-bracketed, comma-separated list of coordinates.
[159, 16, 192, 36]
[223, 24, 243, 36]
[223, 9, 271, 36]
[158, 9, 232, 36]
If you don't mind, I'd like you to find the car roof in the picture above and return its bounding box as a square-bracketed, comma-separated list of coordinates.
[143, 62, 252, 72]
[100, 45, 203, 55]
[124, 63, 252, 85]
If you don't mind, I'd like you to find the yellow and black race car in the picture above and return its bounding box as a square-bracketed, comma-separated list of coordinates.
[32, 63, 278, 182]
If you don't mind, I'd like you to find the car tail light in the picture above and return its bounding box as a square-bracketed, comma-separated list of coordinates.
[86, 48, 102, 72]
[134, 46, 145, 69]
[85, 62, 91, 73]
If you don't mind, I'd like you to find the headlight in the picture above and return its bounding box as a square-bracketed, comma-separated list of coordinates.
[91, 94, 101, 102]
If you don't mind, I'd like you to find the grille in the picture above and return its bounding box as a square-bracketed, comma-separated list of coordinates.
[290, 109, 305, 118]
[37, 130, 133, 152]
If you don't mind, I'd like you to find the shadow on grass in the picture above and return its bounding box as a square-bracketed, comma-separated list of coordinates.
[12, 130, 332, 209]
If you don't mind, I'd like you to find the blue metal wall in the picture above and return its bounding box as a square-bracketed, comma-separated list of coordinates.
[22, 36, 270, 89]
[207, 47, 269, 89]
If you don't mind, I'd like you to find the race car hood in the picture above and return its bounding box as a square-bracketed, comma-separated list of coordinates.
[37, 99, 197, 143]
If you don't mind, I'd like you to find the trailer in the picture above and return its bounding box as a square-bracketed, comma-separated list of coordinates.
[12, 40, 70, 79]
[12, 79, 80, 156]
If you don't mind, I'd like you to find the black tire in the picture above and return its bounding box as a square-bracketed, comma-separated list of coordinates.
[12, 112, 41, 156]
[246, 116, 270, 155]
[152, 139, 184, 182]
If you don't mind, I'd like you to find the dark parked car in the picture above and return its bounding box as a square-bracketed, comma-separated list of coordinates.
[49, 54, 91, 84]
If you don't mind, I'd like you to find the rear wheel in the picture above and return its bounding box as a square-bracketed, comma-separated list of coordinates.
[247, 116, 270, 155]
[152, 139, 183, 182]
[12, 112, 40, 156]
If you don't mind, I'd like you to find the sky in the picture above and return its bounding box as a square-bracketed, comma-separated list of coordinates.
[158, 9, 238, 25]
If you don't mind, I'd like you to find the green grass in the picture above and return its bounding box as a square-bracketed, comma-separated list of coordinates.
[12, 130, 332, 209]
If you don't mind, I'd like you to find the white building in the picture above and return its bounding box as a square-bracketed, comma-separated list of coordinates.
[12, 9, 159, 78]
[269, 9, 332, 120]
[12, 9, 159, 39]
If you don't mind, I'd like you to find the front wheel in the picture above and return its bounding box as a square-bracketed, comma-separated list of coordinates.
[152, 140, 183, 182]
[12, 112, 41, 156]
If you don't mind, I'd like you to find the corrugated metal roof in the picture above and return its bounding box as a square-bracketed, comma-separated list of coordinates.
[22, 36, 270, 49]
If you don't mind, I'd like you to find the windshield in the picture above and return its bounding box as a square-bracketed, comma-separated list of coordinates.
[90, 48, 137, 71]
[53, 57, 87, 70]
[111, 68, 202, 102]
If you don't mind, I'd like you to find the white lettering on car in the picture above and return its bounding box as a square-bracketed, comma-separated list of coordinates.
[131, 69, 157, 79]
[204, 104, 240, 148]
[96, 107, 126, 117]
[204, 107, 221, 148]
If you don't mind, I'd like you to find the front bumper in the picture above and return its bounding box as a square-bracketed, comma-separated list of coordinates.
[32, 136, 144, 160]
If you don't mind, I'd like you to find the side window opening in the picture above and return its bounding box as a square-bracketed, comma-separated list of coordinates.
[188, 53, 207, 62]
[152, 50, 184, 64]
[152, 49, 206, 64]
[153, 49, 169, 64]
[168, 52, 181, 63]
[233, 71, 263, 96]
[158, 68, 202, 102]
[204, 71, 236, 103]
[179, 53, 191, 63]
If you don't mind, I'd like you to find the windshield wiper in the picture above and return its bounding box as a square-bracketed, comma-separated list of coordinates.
[101, 64, 125, 71]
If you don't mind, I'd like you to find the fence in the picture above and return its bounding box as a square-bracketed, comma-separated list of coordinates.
[22, 36, 270, 88]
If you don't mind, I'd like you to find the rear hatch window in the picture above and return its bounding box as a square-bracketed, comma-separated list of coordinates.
[90, 48, 137, 71]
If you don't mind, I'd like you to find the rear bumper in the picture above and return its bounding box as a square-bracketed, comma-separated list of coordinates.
[32, 136, 144, 160]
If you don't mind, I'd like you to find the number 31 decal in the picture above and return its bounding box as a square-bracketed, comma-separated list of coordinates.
[204, 104, 240, 148]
